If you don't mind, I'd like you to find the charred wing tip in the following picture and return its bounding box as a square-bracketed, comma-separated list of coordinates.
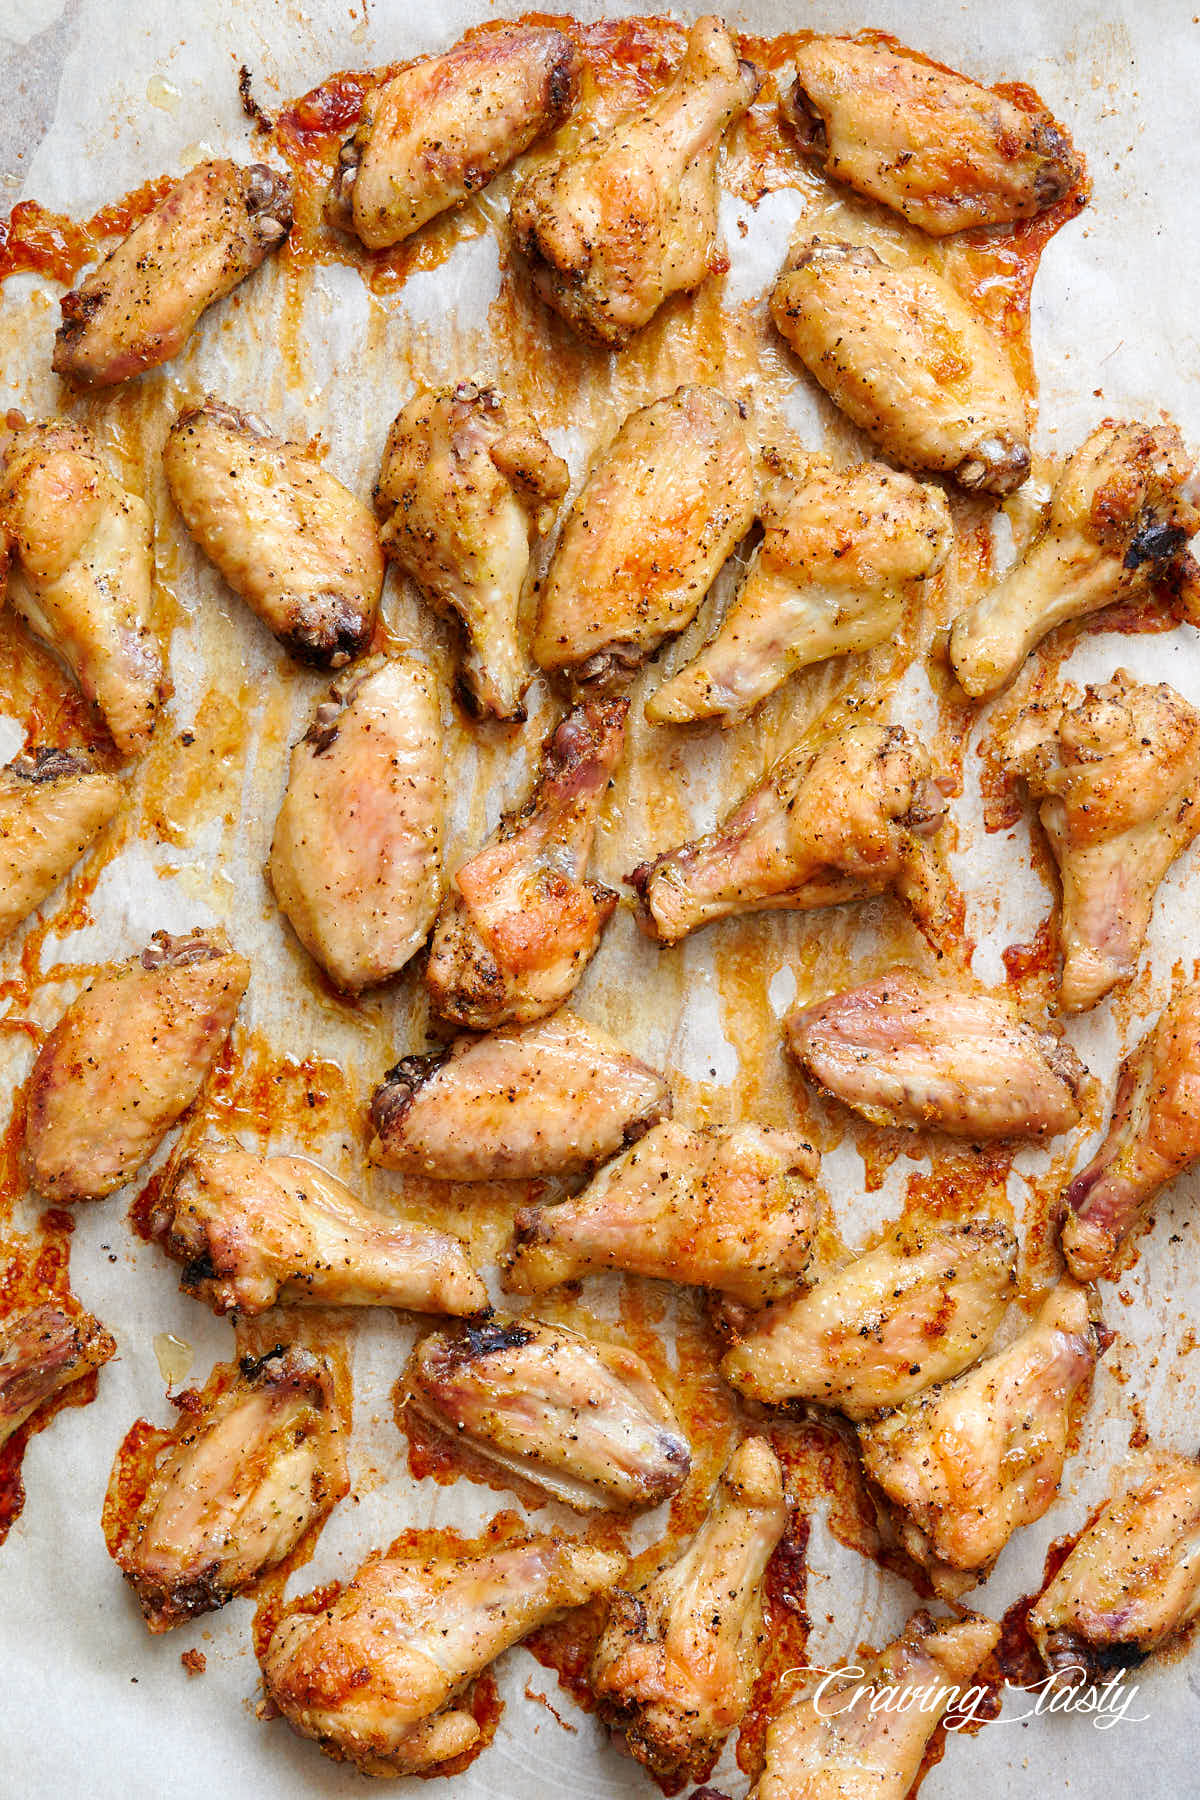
[280, 605, 372, 670]
[8, 745, 93, 783]
[437, 1317, 533, 1370]
[784, 76, 828, 155]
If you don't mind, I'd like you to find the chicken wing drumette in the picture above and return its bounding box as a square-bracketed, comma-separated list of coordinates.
[375, 382, 568, 719]
[999, 670, 1200, 1012]
[0, 748, 121, 946]
[426, 698, 626, 1028]
[591, 1437, 788, 1786]
[630, 721, 954, 948]
[950, 421, 1200, 697]
[0, 1304, 116, 1449]
[511, 16, 759, 346]
[53, 160, 292, 387]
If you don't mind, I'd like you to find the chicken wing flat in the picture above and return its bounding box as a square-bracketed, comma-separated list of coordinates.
[770, 238, 1029, 493]
[533, 386, 756, 690]
[630, 721, 953, 948]
[0, 420, 162, 755]
[0, 748, 120, 946]
[511, 16, 759, 346]
[1000, 670, 1200, 1012]
[108, 1346, 347, 1632]
[375, 382, 568, 719]
[785, 967, 1089, 1140]
[403, 1316, 690, 1512]
[504, 1120, 821, 1306]
[0, 1303, 115, 1450]
[25, 927, 250, 1204]
[426, 698, 626, 1029]
[369, 1011, 671, 1180]
[949, 420, 1200, 697]
[591, 1437, 788, 1785]
[751, 1609, 999, 1800]
[858, 1280, 1104, 1588]
[163, 399, 382, 668]
[52, 160, 292, 387]
[1061, 983, 1200, 1282]
[721, 1218, 1017, 1418]
[1029, 1449, 1200, 1679]
[267, 657, 443, 993]
[150, 1143, 486, 1317]
[784, 36, 1081, 236]
[327, 26, 580, 249]
[262, 1531, 623, 1775]
[647, 450, 950, 726]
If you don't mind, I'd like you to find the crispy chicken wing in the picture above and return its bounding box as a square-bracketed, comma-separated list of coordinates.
[262, 1531, 622, 1775]
[150, 1144, 486, 1316]
[648, 450, 950, 726]
[25, 927, 250, 1204]
[949, 421, 1200, 696]
[1000, 670, 1200, 1012]
[770, 238, 1029, 493]
[426, 698, 626, 1028]
[591, 1437, 788, 1785]
[511, 16, 759, 346]
[369, 1010, 671, 1180]
[721, 1218, 1016, 1418]
[785, 967, 1089, 1140]
[0, 419, 162, 755]
[533, 386, 756, 690]
[630, 721, 953, 948]
[0, 1303, 115, 1449]
[267, 656, 443, 992]
[784, 36, 1081, 236]
[858, 1280, 1104, 1588]
[751, 1609, 999, 1800]
[1029, 1449, 1200, 1678]
[163, 399, 382, 668]
[327, 26, 579, 249]
[375, 382, 568, 719]
[504, 1120, 821, 1306]
[1061, 983, 1200, 1282]
[403, 1317, 690, 1512]
[108, 1346, 347, 1632]
[53, 160, 292, 387]
[0, 748, 121, 946]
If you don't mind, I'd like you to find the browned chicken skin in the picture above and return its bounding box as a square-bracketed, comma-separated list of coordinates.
[53, 160, 292, 387]
[0, 1303, 116, 1450]
[511, 16, 759, 346]
[24, 927, 250, 1204]
[591, 1437, 788, 1785]
[327, 26, 580, 249]
[0, 748, 121, 946]
[426, 698, 626, 1029]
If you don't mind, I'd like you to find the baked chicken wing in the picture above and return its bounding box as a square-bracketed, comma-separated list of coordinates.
[163, 399, 382, 668]
[721, 1218, 1017, 1418]
[150, 1143, 487, 1316]
[999, 670, 1200, 1012]
[0, 748, 121, 946]
[369, 1010, 670, 1180]
[267, 656, 443, 992]
[949, 421, 1200, 697]
[630, 721, 953, 948]
[785, 967, 1089, 1140]
[327, 25, 579, 249]
[375, 382, 568, 719]
[591, 1437, 788, 1785]
[53, 160, 292, 387]
[426, 698, 626, 1028]
[262, 1531, 623, 1775]
[533, 386, 756, 690]
[403, 1316, 690, 1512]
[25, 927, 250, 1204]
[0, 420, 162, 755]
[511, 16, 759, 346]
[0, 1303, 115, 1450]
[107, 1346, 347, 1632]
[770, 238, 1029, 493]
[504, 1120, 822, 1305]
[647, 451, 950, 726]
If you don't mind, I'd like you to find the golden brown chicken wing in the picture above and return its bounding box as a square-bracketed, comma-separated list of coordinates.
[0, 1303, 115, 1450]
[0, 748, 121, 946]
